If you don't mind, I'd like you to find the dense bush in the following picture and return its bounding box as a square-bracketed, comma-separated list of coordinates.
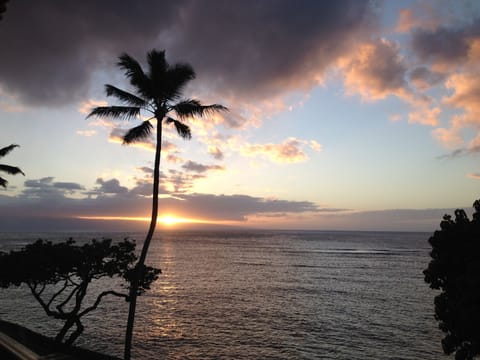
[424, 200, 480, 360]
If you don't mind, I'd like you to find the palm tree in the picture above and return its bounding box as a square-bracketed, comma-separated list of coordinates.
[0, 144, 24, 188]
[87, 49, 226, 360]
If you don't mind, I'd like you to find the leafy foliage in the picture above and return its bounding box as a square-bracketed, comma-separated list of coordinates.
[0, 144, 24, 188]
[0, 238, 160, 345]
[424, 200, 480, 360]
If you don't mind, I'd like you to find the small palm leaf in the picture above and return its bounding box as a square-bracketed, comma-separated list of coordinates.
[162, 64, 196, 100]
[87, 106, 140, 120]
[118, 53, 153, 99]
[0, 144, 19, 158]
[172, 99, 227, 119]
[147, 50, 168, 84]
[0, 165, 25, 176]
[165, 117, 191, 140]
[105, 85, 147, 107]
[123, 121, 153, 144]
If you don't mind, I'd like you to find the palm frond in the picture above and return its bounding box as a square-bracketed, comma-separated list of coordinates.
[105, 85, 148, 107]
[162, 63, 196, 100]
[123, 121, 153, 144]
[117, 53, 153, 99]
[172, 99, 228, 119]
[147, 49, 168, 82]
[0, 144, 19, 158]
[0, 177, 7, 188]
[86, 106, 140, 120]
[0, 164, 24, 176]
[165, 117, 191, 140]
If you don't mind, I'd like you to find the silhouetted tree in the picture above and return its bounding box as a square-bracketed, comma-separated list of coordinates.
[0, 0, 9, 21]
[0, 144, 24, 188]
[0, 238, 160, 346]
[87, 49, 227, 360]
[424, 200, 480, 360]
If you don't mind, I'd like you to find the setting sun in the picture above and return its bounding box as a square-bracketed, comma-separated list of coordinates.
[157, 215, 189, 226]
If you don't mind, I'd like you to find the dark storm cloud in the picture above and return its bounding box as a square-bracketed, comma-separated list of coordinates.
[0, 0, 185, 105]
[0, 0, 378, 106]
[411, 19, 480, 67]
[168, 0, 378, 100]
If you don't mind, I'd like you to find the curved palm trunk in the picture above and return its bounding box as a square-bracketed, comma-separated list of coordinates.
[124, 120, 163, 360]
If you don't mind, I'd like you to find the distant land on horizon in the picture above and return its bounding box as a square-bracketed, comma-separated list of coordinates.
[0, 216, 437, 234]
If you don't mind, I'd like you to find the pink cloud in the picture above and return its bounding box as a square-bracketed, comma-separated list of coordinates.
[77, 99, 108, 115]
[467, 173, 480, 180]
[408, 106, 440, 126]
[241, 137, 321, 164]
[431, 72, 480, 148]
[338, 39, 409, 101]
[432, 127, 464, 149]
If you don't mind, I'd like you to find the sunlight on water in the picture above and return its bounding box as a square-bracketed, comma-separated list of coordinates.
[0, 231, 444, 359]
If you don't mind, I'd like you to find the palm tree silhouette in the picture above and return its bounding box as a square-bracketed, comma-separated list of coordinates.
[0, 144, 24, 188]
[87, 49, 226, 360]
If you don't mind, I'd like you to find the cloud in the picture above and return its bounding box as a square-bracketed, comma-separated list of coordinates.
[166, 154, 184, 164]
[431, 72, 480, 148]
[409, 66, 445, 90]
[437, 144, 480, 159]
[338, 38, 409, 101]
[0, 183, 471, 232]
[0, 0, 378, 109]
[432, 126, 465, 149]
[94, 178, 128, 195]
[443, 73, 480, 124]
[108, 128, 155, 151]
[21, 177, 85, 198]
[168, 1, 377, 101]
[411, 25, 473, 71]
[408, 106, 440, 126]
[78, 99, 108, 115]
[0, 1, 184, 106]
[241, 137, 320, 164]
[395, 5, 439, 33]
[467, 172, 480, 179]
[0, 175, 327, 229]
[76, 130, 97, 137]
[208, 146, 224, 160]
[181, 161, 225, 174]
[53, 182, 85, 191]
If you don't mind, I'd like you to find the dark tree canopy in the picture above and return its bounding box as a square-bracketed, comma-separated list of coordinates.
[424, 200, 480, 360]
[0, 238, 160, 345]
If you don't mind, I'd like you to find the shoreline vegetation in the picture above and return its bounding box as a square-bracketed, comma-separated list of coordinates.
[0, 319, 120, 359]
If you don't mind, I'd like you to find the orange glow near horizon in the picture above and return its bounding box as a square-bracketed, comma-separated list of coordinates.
[76, 214, 213, 227]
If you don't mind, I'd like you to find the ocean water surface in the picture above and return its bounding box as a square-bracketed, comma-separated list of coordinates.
[0, 230, 444, 359]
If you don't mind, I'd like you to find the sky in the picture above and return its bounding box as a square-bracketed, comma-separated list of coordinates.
[1, 0, 480, 232]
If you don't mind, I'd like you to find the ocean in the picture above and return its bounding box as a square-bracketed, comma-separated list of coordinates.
[0, 230, 444, 359]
